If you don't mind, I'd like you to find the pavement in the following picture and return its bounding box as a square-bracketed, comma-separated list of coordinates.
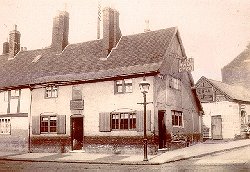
[0, 139, 249, 165]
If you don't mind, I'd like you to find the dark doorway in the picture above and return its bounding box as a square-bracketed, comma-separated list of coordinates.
[71, 116, 83, 150]
[158, 110, 166, 149]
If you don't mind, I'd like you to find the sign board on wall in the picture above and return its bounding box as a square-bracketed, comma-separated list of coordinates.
[196, 87, 214, 102]
[179, 58, 194, 72]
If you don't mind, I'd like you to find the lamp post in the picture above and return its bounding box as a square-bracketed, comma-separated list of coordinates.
[139, 77, 150, 161]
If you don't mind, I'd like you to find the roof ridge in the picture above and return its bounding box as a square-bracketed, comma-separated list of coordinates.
[122, 27, 177, 38]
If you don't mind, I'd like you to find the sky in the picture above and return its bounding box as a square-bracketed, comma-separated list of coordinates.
[0, 0, 250, 82]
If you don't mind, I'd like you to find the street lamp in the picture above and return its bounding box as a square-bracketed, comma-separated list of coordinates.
[139, 77, 150, 161]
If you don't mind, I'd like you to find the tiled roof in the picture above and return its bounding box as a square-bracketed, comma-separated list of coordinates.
[0, 27, 177, 88]
[223, 44, 250, 69]
[207, 78, 250, 102]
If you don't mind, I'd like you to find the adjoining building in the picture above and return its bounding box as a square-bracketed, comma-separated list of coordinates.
[0, 7, 202, 154]
[196, 76, 250, 140]
[222, 43, 250, 88]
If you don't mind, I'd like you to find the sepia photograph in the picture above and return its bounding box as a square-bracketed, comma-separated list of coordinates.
[0, 0, 249, 171]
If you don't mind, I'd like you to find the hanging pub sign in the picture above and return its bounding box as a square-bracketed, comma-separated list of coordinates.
[179, 58, 194, 72]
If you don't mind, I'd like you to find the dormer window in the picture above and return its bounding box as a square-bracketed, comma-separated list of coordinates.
[45, 85, 58, 98]
[115, 79, 133, 94]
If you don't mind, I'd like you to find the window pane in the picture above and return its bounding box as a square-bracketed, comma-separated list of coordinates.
[179, 115, 182, 126]
[129, 114, 136, 129]
[124, 79, 132, 84]
[117, 85, 123, 93]
[125, 85, 132, 93]
[112, 114, 119, 129]
[124, 79, 132, 93]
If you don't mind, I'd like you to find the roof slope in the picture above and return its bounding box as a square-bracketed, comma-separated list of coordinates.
[222, 44, 250, 69]
[0, 27, 177, 88]
[205, 77, 250, 102]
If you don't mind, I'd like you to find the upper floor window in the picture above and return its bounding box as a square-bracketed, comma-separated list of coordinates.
[172, 110, 183, 127]
[169, 77, 181, 90]
[115, 79, 132, 94]
[111, 112, 136, 130]
[40, 115, 57, 133]
[45, 86, 58, 98]
[0, 118, 11, 134]
[3, 91, 8, 102]
[11, 89, 20, 97]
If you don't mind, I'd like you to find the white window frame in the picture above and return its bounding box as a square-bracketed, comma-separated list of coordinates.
[0, 118, 11, 134]
[115, 79, 133, 94]
[111, 112, 136, 130]
[40, 115, 57, 133]
[172, 110, 183, 127]
[45, 86, 58, 98]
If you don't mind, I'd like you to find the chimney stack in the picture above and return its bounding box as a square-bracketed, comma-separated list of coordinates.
[51, 10, 69, 53]
[2, 40, 9, 54]
[9, 24, 21, 58]
[102, 7, 122, 56]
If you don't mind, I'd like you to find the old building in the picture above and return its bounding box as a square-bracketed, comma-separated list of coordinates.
[0, 7, 202, 154]
[222, 43, 250, 88]
[0, 25, 30, 151]
[196, 76, 250, 140]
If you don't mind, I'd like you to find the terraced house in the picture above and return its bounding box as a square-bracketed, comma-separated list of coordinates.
[0, 7, 202, 154]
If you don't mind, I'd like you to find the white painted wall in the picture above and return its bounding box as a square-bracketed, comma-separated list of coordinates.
[0, 91, 8, 114]
[31, 76, 154, 137]
[202, 101, 241, 139]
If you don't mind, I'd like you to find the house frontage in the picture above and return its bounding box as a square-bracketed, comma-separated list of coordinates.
[0, 7, 202, 154]
[196, 76, 250, 140]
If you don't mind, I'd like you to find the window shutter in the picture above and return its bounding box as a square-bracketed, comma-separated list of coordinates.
[32, 116, 40, 135]
[136, 110, 151, 132]
[99, 112, 111, 132]
[57, 115, 66, 134]
[136, 111, 143, 132]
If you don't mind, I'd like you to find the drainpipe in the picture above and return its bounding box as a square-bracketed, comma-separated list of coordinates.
[192, 110, 194, 143]
[28, 86, 33, 153]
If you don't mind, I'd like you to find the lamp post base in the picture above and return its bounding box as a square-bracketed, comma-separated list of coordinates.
[143, 138, 148, 161]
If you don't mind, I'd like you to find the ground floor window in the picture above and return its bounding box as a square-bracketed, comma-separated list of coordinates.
[172, 110, 183, 127]
[0, 118, 11, 134]
[40, 115, 57, 133]
[111, 112, 136, 130]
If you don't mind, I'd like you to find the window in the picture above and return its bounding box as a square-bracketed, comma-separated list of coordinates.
[0, 118, 11, 134]
[169, 77, 181, 90]
[3, 91, 9, 102]
[40, 115, 57, 133]
[172, 110, 183, 127]
[11, 89, 20, 97]
[45, 86, 58, 98]
[115, 79, 132, 93]
[111, 112, 136, 130]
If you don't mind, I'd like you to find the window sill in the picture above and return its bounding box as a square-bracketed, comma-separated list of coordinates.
[0, 133, 11, 135]
[111, 129, 136, 131]
[172, 125, 184, 128]
[44, 97, 58, 99]
[114, 92, 133, 95]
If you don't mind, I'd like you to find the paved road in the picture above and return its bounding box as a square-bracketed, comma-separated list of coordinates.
[1, 146, 250, 171]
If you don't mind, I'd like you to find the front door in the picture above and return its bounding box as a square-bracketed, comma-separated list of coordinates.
[211, 115, 222, 140]
[71, 116, 83, 150]
[158, 110, 166, 149]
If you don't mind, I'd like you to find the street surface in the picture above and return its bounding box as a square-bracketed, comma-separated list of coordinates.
[0, 146, 250, 172]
